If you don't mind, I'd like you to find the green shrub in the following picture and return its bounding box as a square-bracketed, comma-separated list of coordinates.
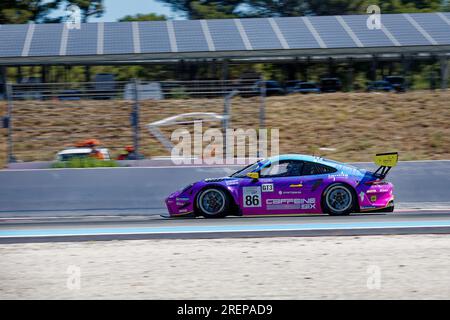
[52, 157, 118, 168]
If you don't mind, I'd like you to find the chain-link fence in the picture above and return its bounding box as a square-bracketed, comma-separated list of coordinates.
[3, 79, 265, 163]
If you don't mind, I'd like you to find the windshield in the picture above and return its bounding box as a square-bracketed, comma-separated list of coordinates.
[230, 159, 268, 178]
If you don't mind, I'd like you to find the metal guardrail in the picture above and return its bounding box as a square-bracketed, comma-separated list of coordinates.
[8, 79, 260, 100]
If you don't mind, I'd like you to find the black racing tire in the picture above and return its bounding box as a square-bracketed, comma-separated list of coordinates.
[196, 188, 231, 218]
[322, 183, 356, 216]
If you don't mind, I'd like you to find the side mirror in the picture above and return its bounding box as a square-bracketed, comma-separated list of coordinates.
[246, 172, 259, 180]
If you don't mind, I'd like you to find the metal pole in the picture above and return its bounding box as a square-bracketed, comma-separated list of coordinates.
[6, 83, 15, 163]
[223, 94, 230, 133]
[132, 78, 140, 157]
[259, 77, 266, 130]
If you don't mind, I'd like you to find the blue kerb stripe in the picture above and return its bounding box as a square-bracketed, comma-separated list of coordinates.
[1, 220, 450, 238]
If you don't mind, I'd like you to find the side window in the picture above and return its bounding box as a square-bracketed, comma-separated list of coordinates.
[302, 162, 337, 175]
[260, 160, 303, 178]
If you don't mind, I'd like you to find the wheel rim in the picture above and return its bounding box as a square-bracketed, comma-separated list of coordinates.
[326, 186, 352, 213]
[199, 189, 225, 215]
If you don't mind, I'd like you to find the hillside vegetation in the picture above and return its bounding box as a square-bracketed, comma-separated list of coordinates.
[1, 91, 449, 167]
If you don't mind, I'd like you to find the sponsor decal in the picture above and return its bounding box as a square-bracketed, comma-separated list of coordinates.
[226, 180, 240, 186]
[328, 171, 349, 180]
[280, 190, 302, 195]
[176, 197, 190, 201]
[261, 183, 274, 192]
[266, 198, 316, 210]
[370, 195, 377, 202]
[243, 187, 262, 208]
[179, 209, 188, 213]
[366, 189, 377, 194]
[359, 192, 365, 202]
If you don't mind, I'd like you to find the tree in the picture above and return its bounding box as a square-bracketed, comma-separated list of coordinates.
[64, 0, 104, 23]
[119, 13, 167, 22]
[0, 0, 104, 24]
[156, 0, 449, 19]
[155, 0, 243, 19]
[0, 0, 60, 24]
[360, 0, 444, 14]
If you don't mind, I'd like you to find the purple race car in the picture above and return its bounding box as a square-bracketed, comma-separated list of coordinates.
[165, 153, 398, 218]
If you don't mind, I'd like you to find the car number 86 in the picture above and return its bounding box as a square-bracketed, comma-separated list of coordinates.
[243, 187, 262, 207]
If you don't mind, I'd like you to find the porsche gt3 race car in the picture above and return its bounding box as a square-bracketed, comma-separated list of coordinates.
[165, 153, 398, 218]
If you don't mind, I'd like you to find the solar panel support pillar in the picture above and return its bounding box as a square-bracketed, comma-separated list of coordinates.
[0, 66, 6, 98]
[302, 58, 310, 81]
[41, 66, 47, 84]
[347, 59, 354, 92]
[440, 57, 448, 90]
[402, 55, 411, 88]
[371, 56, 377, 81]
[84, 66, 91, 82]
[327, 58, 334, 77]
[16, 66, 23, 83]
[222, 60, 229, 80]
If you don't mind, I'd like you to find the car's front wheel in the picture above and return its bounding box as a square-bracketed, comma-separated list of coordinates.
[322, 183, 355, 216]
[196, 188, 230, 218]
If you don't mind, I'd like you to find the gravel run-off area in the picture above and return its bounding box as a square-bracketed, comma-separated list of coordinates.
[1, 234, 450, 299]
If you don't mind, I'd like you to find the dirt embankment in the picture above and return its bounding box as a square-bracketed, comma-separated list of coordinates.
[0, 91, 449, 167]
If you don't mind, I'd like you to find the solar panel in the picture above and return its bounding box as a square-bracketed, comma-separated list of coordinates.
[0, 25, 28, 57]
[381, 14, 430, 46]
[240, 18, 282, 50]
[28, 24, 63, 56]
[408, 13, 450, 45]
[139, 21, 172, 53]
[173, 20, 209, 52]
[66, 23, 98, 56]
[308, 16, 356, 48]
[206, 19, 247, 51]
[341, 15, 394, 47]
[103, 22, 134, 55]
[0, 12, 449, 61]
[273, 17, 319, 49]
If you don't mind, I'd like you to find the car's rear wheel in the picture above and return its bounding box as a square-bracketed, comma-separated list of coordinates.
[196, 188, 230, 218]
[323, 183, 355, 216]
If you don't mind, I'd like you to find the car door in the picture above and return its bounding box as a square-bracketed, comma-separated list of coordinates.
[262, 160, 325, 214]
[241, 160, 310, 215]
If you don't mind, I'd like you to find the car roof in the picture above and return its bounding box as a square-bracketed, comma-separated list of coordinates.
[266, 154, 346, 168]
[262, 154, 364, 176]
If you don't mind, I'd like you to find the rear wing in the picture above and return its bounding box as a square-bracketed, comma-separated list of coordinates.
[373, 152, 398, 179]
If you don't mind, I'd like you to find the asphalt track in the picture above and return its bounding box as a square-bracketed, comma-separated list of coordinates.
[0, 160, 449, 242]
[0, 160, 449, 217]
[1, 210, 450, 243]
